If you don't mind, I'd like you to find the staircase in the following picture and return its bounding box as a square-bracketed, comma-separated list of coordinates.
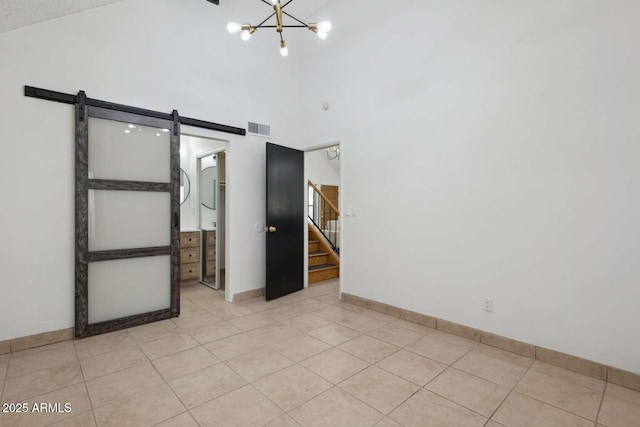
[308, 224, 339, 284]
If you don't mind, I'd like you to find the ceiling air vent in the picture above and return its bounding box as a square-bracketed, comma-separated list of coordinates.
[248, 122, 271, 138]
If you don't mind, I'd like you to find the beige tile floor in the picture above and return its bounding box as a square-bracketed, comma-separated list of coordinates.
[1, 279, 639, 426]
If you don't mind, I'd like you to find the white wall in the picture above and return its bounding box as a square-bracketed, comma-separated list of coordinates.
[297, 0, 640, 373]
[305, 148, 340, 187]
[0, 0, 298, 340]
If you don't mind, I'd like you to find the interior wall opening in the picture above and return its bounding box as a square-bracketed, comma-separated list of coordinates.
[304, 143, 342, 287]
[180, 134, 227, 297]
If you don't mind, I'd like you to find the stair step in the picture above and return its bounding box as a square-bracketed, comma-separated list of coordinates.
[308, 240, 320, 252]
[308, 252, 330, 267]
[308, 263, 338, 271]
[308, 264, 339, 284]
[308, 251, 328, 257]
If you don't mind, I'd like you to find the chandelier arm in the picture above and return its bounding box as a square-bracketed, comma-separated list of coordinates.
[256, 25, 307, 28]
[261, 0, 294, 8]
[280, 0, 294, 10]
[281, 10, 308, 27]
[255, 11, 277, 28]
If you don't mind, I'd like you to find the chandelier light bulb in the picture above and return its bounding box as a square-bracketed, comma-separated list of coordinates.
[271, 0, 279, 4]
[280, 41, 289, 57]
[227, 22, 241, 33]
[317, 21, 332, 32]
[241, 30, 252, 41]
[316, 31, 328, 40]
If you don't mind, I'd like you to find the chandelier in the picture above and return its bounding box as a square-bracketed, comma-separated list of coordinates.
[226, 0, 332, 57]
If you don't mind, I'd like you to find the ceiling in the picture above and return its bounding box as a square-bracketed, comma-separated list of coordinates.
[223, 0, 334, 24]
[0, 0, 334, 34]
[0, 0, 125, 33]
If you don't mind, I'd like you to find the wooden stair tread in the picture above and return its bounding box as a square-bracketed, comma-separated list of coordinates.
[308, 263, 339, 271]
[309, 251, 328, 257]
[308, 222, 339, 284]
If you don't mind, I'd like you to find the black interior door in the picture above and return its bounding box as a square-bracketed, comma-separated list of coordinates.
[266, 143, 304, 300]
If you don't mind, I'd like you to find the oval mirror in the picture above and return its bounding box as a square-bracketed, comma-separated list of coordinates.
[200, 166, 216, 209]
[180, 168, 190, 205]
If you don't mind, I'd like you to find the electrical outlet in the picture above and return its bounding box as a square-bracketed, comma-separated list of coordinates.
[483, 297, 493, 312]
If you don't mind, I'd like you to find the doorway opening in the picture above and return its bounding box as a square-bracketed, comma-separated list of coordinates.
[180, 135, 227, 298]
[304, 143, 342, 287]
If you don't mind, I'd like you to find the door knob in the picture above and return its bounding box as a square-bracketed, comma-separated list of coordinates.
[265, 226, 277, 233]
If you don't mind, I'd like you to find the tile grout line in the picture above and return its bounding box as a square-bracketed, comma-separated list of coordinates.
[148, 410, 196, 427]
[449, 350, 535, 391]
[182, 290, 334, 422]
[315, 384, 387, 422]
[182, 358, 282, 417]
[510, 390, 599, 424]
[505, 360, 600, 424]
[160, 344, 240, 423]
[423, 340, 534, 423]
[4, 348, 80, 384]
[594, 381, 607, 425]
[82, 329, 162, 413]
[421, 352, 490, 419]
[484, 351, 536, 423]
[227, 314, 386, 421]
[143, 332, 192, 427]
[0, 360, 85, 405]
[242, 382, 294, 426]
[370, 330, 448, 385]
[71, 340, 99, 427]
[400, 343, 492, 421]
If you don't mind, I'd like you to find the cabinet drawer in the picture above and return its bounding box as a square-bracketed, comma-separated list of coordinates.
[181, 248, 199, 265]
[205, 231, 216, 247]
[180, 232, 200, 248]
[205, 261, 216, 275]
[205, 248, 216, 261]
[202, 260, 215, 278]
[180, 263, 199, 281]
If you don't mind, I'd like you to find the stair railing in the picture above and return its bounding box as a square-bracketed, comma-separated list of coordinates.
[308, 180, 340, 254]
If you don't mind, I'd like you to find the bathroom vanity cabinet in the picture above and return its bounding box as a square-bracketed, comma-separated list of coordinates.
[203, 230, 216, 282]
[180, 231, 200, 281]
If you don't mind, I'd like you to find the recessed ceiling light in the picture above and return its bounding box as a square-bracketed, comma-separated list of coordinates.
[124, 129, 131, 134]
[161, 129, 169, 133]
[127, 124, 136, 129]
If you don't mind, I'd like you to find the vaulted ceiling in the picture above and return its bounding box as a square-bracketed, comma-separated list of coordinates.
[224, 0, 333, 24]
[0, 0, 124, 33]
[0, 0, 334, 34]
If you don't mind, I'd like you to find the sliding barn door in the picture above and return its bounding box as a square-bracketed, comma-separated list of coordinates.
[75, 95, 180, 338]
